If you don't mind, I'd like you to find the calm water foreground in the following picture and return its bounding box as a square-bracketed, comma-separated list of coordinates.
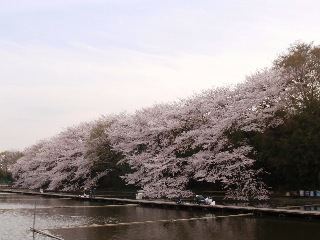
[0, 192, 320, 240]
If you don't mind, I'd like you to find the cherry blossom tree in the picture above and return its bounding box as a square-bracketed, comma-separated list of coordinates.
[108, 68, 288, 200]
[11, 140, 52, 189]
[107, 103, 194, 198]
[11, 122, 110, 191]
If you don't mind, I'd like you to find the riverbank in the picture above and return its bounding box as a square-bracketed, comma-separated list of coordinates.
[2, 185, 320, 207]
[1, 187, 320, 221]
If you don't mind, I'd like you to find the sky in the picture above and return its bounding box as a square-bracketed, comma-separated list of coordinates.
[1, 0, 320, 152]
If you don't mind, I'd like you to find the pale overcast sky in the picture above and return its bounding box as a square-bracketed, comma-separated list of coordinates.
[1, 0, 320, 151]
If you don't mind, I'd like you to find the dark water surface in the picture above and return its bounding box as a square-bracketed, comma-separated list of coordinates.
[0, 193, 319, 240]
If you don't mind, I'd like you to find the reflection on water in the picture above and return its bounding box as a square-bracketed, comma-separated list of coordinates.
[56, 217, 257, 240]
[50, 216, 320, 240]
[1, 193, 320, 240]
[53, 218, 256, 240]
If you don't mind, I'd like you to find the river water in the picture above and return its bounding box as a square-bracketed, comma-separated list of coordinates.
[0, 192, 320, 240]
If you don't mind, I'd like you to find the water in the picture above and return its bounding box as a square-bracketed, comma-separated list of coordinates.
[1, 193, 320, 240]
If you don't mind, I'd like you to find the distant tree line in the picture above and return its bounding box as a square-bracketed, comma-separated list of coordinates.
[4, 42, 320, 200]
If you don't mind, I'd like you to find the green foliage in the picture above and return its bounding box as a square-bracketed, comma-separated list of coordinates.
[254, 104, 320, 189]
[0, 151, 23, 180]
[247, 41, 320, 190]
[227, 104, 320, 190]
[86, 119, 132, 189]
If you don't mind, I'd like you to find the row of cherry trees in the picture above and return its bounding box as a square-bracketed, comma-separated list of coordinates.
[13, 42, 318, 200]
[11, 67, 289, 200]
